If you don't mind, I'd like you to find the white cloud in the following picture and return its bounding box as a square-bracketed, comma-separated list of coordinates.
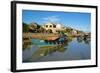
[43, 16, 60, 23]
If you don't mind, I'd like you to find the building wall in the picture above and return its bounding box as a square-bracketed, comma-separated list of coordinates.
[43, 23, 58, 33]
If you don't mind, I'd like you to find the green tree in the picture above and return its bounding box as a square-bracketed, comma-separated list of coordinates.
[23, 22, 29, 32]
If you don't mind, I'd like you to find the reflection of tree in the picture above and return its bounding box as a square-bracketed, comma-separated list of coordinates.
[31, 40, 69, 61]
[83, 37, 90, 44]
[57, 44, 68, 52]
[77, 36, 83, 43]
[77, 36, 90, 44]
[23, 38, 32, 50]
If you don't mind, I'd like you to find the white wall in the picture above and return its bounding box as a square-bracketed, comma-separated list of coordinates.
[0, 0, 99, 73]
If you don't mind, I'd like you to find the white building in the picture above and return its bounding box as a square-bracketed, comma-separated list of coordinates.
[42, 22, 64, 33]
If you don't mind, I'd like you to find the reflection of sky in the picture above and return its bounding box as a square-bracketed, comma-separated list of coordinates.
[22, 10, 91, 32]
[23, 38, 91, 62]
[38, 38, 91, 61]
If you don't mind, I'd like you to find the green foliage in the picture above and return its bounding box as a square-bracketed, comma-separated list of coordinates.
[46, 29, 52, 33]
[23, 23, 29, 32]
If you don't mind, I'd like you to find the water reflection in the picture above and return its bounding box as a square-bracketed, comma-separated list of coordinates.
[77, 36, 90, 44]
[23, 36, 91, 62]
[77, 36, 83, 43]
[23, 38, 32, 50]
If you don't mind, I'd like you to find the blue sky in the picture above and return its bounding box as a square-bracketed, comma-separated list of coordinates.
[22, 10, 91, 32]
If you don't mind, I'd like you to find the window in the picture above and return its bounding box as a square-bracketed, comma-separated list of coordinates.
[53, 25, 56, 28]
[50, 25, 52, 28]
[46, 25, 48, 28]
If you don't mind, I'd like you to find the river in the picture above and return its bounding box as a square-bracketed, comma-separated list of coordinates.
[23, 36, 91, 63]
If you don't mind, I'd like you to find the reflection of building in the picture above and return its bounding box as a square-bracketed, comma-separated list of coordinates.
[42, 22, 65, 33]
[71, 29, 77, 35]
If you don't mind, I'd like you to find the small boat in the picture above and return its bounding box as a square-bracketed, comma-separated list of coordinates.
[46, 36, 59, 41]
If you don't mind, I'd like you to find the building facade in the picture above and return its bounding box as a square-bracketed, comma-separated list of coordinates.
[42, 22, 64, 33]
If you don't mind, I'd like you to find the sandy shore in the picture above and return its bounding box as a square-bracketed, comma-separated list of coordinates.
[23, 33, 60, 40]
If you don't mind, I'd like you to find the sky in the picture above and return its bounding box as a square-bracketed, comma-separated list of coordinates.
[22, 10, 91, 32]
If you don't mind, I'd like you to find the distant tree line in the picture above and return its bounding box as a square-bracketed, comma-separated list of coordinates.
[23, 22, 90, 36]
[23, 22, 46, 33]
